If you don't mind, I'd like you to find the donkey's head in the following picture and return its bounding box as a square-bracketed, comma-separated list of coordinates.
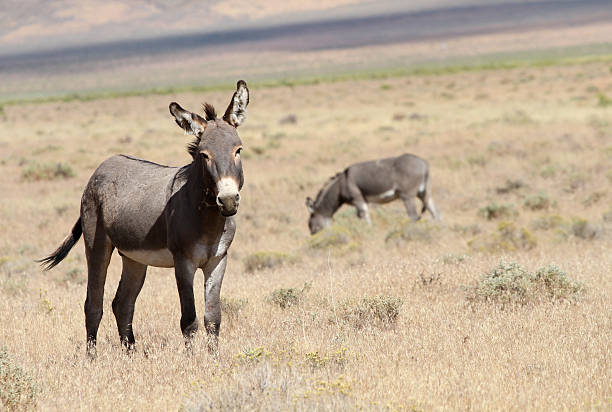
[169, 80, 249, 216]
[305, 197, 332, 235]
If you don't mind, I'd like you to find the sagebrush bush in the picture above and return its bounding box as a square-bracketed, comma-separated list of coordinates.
[267, 283, 311, 309]
[0, 348, 38, 411]
[533, 265, 584, 300]
[308, 225, 358, 252]
[468, 260, 584, 305]
[569, 218, 602, 240]
[220, 296, 248, 321]
[469, 221, 537, 253]
[385, 220, 440, 244]
[495, 179, 525, 194]
[478, 203, 517, 220]
[530, 214, 565, 231]
[243, 251, 296, 273]
[341, 295, 403, 328]
[22, 162, 75, 181]
[523, 193, 551, 210]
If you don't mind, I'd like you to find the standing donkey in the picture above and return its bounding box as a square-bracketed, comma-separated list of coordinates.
[39, 81, 250, 355]
[305, 153, 440, 234]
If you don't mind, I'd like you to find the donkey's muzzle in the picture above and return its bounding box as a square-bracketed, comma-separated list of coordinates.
[217, 193, 240, 216]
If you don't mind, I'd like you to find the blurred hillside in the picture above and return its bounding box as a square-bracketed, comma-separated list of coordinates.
[1, 0, 611, 101]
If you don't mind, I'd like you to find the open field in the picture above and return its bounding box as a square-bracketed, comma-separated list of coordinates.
[0, 58, 611, 410]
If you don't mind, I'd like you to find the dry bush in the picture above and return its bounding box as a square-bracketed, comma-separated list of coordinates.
[21, 162, 75, 181]
[523, 193, 552, 211]
[468, 260, 584, 306]
[469, 221, 537, 252]
[267, 283, 310, 309]
[307, 225, 359, 252]
[478, 203, 517, 220]
[530, 214, 566, 231]
[495, 179, 525, 194]
[0, 348, 38, 411]
[385, 220, 440, 244]
[340, 295, 403, 329]
[220, 296, 249, 322]
[568, 218, 603, 240]
[243, 251, 297, 273]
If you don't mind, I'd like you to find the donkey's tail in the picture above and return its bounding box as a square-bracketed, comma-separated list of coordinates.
[37, 217, 82, 271]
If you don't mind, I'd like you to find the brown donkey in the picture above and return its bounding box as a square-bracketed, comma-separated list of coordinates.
[39, 81, 249, 355]
[306, 153, 440, 234]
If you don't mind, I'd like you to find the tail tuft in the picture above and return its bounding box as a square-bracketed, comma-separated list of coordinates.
[37, 217, 82, 271]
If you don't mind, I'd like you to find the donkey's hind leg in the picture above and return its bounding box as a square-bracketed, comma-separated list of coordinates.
[400, 193, 421, 221]
[83, 227, 114, 357]
[112, 256, 147, 350]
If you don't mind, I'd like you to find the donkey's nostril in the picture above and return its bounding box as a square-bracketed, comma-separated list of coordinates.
[216, 193, 240, 215]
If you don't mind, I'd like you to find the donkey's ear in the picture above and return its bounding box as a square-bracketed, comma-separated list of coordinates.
[169, 102, 207, 136]
[305, 197, 314, 213]
[223, 80, 249, 128]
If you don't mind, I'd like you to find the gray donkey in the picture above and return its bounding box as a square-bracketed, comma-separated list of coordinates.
[306, 153, 440, 234]
[39, 81, 249, 354]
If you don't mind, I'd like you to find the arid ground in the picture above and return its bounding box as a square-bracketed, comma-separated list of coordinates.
[0, 54, 611, 409]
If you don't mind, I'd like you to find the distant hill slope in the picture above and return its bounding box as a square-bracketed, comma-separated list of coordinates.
[1, 0, 611, 102]
[3, 0, 609, 55]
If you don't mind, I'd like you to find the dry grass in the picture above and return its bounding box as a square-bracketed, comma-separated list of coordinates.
[0, 60, 611, 410]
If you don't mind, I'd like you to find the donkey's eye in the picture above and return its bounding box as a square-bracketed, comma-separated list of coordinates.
[200, 152, 210, 160]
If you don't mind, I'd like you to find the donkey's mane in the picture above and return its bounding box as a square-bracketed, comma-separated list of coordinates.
[187, 103, 218, 159]
[314, 172, 343, 207]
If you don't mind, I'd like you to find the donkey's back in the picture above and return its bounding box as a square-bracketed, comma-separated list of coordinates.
[81, 154, 181, 258]
[345, 153, 429, 202]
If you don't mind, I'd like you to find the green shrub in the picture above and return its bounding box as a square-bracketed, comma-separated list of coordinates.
[471, 260, 533, 304]
[22, 162, 75, 181]
[221, 296, 248, 321]
[243, 251, 296, 273]
[341, 295, 403, 328]
[308, 225, 358, 252]
[495, 179, 524, 194]
[523, 193, 551, 211]
[570, 218, 602, 240]
[267, 283, 310, 309]
[451, 223, 481, 236]
[469, 222, 536, 252]
[478, 203, 516, 220]
[530, 215, 566, 231]
[468, 260, 584, 305]
[534, 265, 584, 300]
[597, 92, 612, 107]
[0, 348, 38, 411]
[582, 191, 606, 207]
[467, 155, 487, 167]
[385, 220, 440, 244]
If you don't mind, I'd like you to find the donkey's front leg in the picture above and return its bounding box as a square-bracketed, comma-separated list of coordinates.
[355, 202, 372, 225]
[202, 254, 227, 343]
[173, 254, 199, 339]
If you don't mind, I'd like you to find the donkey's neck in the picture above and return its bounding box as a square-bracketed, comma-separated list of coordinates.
[315, 177, 344, 217]
[182, 157, 214, 211]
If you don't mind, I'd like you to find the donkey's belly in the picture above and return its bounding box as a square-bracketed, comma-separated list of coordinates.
[119, 248, 175, 268]
[366, 189, 398, 204]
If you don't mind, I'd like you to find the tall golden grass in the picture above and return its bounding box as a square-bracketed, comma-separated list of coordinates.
[0, 61, 610, 410]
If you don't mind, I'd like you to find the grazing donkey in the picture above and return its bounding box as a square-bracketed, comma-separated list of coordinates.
[305, 153, 440, 234]
[38, 81, 250, 354]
